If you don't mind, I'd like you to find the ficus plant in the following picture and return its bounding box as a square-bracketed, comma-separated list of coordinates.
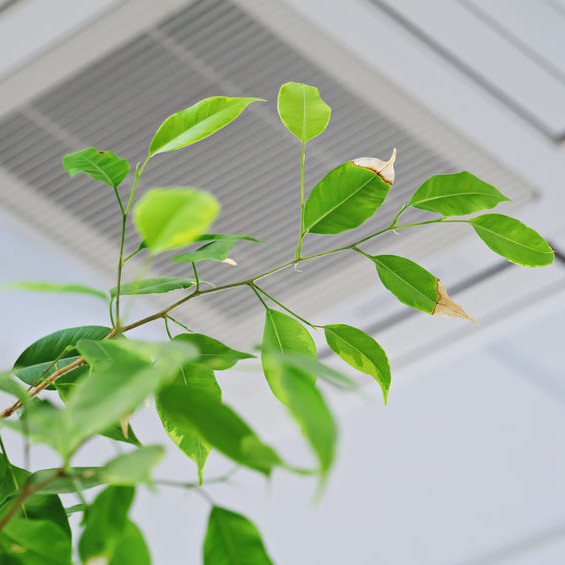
[0, 81, 554, 564]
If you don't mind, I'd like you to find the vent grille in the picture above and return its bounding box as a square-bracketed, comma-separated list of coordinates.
[0, 0, 533, 346]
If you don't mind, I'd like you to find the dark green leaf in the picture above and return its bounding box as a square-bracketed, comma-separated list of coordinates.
[157, 365, 221, 483]
[62, 147, 130, 189]
[304, 155, 395, 234]
[204, 506, 273, 565]
[149, 97, 263, 156]
[408, 172, 510, 216]
[277, 81, 331, 143]
[99, 446, 164, 487]
[79, 486, 134, 564]
[469, 214, 554, 267]
[133, 188, 220, 254]
[12, 325, 110, 387]
[174, 334, 254, 370]
[157, 384, 281, 475]
[3, 281, 107, 301]
[324, 324, 391, 403]
[0, 518, 71, 565]
[261, 309, 316, 398]
[110, 277, 196, 297]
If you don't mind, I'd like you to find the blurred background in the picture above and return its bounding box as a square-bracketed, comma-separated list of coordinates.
[0, 0, 564, 563]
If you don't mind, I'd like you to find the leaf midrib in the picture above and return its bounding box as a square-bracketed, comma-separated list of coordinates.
[412, 191, 505, 207]
[472, 223, 553, 255]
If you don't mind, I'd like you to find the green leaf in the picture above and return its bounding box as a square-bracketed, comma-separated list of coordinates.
[157, 365, 221, 483]
[110, 277, 196, 297]
[79, 486, 134, 564]
[15, 494, 70, 539]
[157, 384, 281, 475]
[261, 311, 335, 475]
[62, 147, 130, 189]
[149, 97, 263, 156]
[12, 325, 110, 387]
[408, 172, 510, 217]
[469, 214, 554, 267]
[99, 446, 164, 487]
[196, 233, 264, 244]
[110, 520, 151, 565]
[369, 255, 474, 321]
[55, 366, 142, 447]
[277, 82, 331, 143]
[29, 468, 101, 495]
[3, 281, 107, 301]
[133, 188, 220, 254]
[261, 309, 317, 398]
[0, 372, 28, 405]
[172, 239, 238, 264]
[0, 518, 71, 565]
[204, 506, 273, 565]
[304, 156, 394, 234]
[324, 324, 391, 403]
[173, 334, 254, 370]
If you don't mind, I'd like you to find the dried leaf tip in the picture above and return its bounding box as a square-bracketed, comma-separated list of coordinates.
[352, 148, 396, 185]
[222, 258, 237, 266]
[432, 280, 476, 323]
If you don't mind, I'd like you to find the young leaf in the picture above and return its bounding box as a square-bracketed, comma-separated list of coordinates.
[110, 277, 196, 297]
[172, 239, 239, 265]
[469, 214, 554, 267]
[156, 365, 221, 483]
[12, 325, 110, 386]
[174, 334, 254, 370]
[149, 97, 263, 156]
[204, 506, 274, 565]
[99, 446, 164, 487]
[157, 384, 282, 475]
[4, 281, 107, 301]
[304, 150, 396, 234]
[0, 518, 71, 565]
[324, 324, 391, 403]
[370, 255, 475, 322]
[277, 81, 331, 143]
[133, 188, 220, 254]
[408, 172, 510, 217]
[79, 486, 135, 564]
[261, 309, 317, 398]
[62, 147, 130, 189]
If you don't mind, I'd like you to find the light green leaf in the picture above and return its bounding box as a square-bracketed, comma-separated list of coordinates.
[157, 365, 221, 484]
[29, 468, 101, 495]
[0, 372, 28, 405]
[277, 82, 331, 143]
[110, 277, 196, 297]
[62, 147, 130, 189]
[3, 281, 107, 301]
[304, 154, 395, 234]
[149, 97, 263, 156]
[204, 506, 274, 565]
[408, 172, 510, 217]
[324, 324, 390, 403]
[174, 333, 254, 370]
[469, 214, 554, 267]
[157, 384, 281, 475]
[370, 255, 474, 321]
[261, 309, 316, 398]
[12, 325, 110, 387]
[99, 446, 164, 487]
[110, 520, 151, 565]
[262, 311, 335, 475]
[133, 188, 220, 254]
[196, 233, 264, 244]
[79, 486, 134, 564]
[0, 518, 71, 565]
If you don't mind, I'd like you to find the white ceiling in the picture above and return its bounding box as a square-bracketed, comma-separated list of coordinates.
[0, 1, 564, 564]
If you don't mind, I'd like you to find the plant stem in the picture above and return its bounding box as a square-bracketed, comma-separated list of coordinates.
[0, 215, 468, 418]
[248, 283, 268, 309]
[167, 315, 192, 333]
[163, 317, 174, 340]
[295, 141, 306, 260]
[252, 284, 316, 328]
[192, 262, 200, 293]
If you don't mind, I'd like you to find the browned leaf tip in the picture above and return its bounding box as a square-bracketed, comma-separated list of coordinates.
[352, 148, 396, 184]
[432, 280, 476, 323]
